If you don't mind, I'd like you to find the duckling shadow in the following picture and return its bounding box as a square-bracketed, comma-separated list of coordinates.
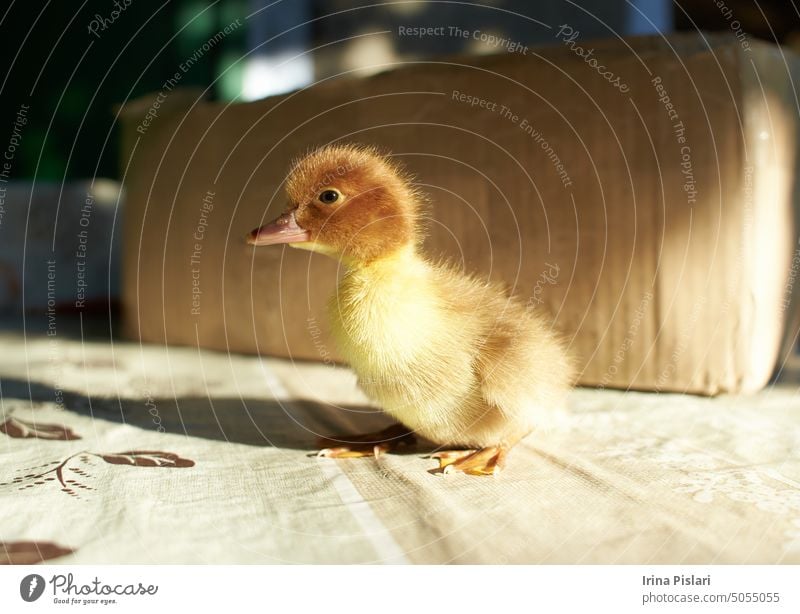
[1, 377, 422, 452]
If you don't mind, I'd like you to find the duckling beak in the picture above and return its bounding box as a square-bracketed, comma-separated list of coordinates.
[246, 209, 310, 246]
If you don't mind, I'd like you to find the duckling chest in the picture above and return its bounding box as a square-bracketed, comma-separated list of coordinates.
[328, 273, 442, 372]
[328, 271, 479, 427]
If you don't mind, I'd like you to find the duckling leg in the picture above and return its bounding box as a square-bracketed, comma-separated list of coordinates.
[431, 446, 508, 476]
[316, 423, 416, 458]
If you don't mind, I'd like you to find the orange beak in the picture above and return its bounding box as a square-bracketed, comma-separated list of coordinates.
[246, 209, 310, 246]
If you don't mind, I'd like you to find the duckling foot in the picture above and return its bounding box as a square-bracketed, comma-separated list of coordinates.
[431, 446, 507, 476]
[316, 423, 416, 458]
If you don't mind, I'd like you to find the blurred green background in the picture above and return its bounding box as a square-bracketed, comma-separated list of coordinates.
[0, 1, 248, 182]
[1, 0, 797, 183]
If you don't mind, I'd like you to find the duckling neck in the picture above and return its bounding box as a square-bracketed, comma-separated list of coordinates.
[344, 244, 427, 282]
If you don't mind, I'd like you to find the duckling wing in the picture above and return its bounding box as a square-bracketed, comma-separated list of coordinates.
[433, 265, 573, 432]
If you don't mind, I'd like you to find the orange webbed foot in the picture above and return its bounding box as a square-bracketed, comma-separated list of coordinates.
[430, 446, 508, 476]
[316, 423, 416, 458]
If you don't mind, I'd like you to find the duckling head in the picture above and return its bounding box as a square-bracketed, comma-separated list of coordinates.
[247, 144, 420, 265]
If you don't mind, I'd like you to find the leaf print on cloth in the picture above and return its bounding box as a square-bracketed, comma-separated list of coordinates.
[100, 451, 194, 467]
[0, 541, 73, 564]
[0, 416, 80, 440]
[0, 451, 195, 498]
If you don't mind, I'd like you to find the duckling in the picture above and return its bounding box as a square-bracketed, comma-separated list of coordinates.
[247, 144, 574, 475]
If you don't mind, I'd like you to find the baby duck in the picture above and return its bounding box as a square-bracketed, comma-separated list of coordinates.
[247, 144, 574, 475]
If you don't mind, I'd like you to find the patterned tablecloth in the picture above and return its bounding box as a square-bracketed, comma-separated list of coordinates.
[1, 322, 799, 564]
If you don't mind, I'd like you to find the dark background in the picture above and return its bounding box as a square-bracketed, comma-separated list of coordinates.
[1, 0, 798, 182]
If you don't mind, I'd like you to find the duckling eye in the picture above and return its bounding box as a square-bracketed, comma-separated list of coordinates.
[318, 189, 340, 204]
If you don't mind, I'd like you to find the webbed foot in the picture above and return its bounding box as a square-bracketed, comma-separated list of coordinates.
[430, 446, 507, 476]
[316, 423, 416, 458]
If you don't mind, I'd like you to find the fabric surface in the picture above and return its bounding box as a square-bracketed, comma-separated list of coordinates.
[1, 323, 799, 564]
